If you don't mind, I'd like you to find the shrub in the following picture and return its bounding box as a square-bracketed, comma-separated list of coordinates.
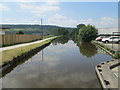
[114, 52, 120, 59]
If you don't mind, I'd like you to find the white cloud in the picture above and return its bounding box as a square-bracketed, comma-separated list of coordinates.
[79, 17, 117, 28]
[1, 18, 39, 24]
[1, 0, 119, 2]
[0, 5, 10, 11]
[79, 18, 93, 25]
[1, 16, 117, 28]
[47, 14, 78, 27]
[45, 0, 60, 5]
[1, 0, 40, 2]
[98, 17, 117, 28]
[20, 3, 60, 17]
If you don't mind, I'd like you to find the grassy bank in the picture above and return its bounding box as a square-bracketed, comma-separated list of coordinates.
[0, 36, 58, 66]
[92, 41, 120, 59]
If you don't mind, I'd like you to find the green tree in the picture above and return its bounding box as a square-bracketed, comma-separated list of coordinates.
[52, 29, 59, 35]
[77, 24, 86, 29]
[16, 31, 24, 34]
[71, 24, 86, 39]
[52, 28, 69, 35]
[79, 25, 98, 42]
[58, 28, 69, 35]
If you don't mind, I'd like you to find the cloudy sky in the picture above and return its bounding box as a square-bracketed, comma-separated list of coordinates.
[0, 0, 118, 28]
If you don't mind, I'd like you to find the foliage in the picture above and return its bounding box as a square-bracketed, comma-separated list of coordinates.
[79, 25, 98, 42]
[52, 28, 69, 35]
[71, 24, 86, 35]
[77, 24, 86, 29]
[114, 52, 120, 59]
[59, 28, 69, 35]
[2, 24, 74, 35]
[16, 31, 24, 34]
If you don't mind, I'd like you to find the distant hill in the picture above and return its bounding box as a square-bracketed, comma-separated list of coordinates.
[1, 24, 74, 35]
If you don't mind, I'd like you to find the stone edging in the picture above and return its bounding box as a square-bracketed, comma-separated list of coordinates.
[96, 59, 119, 89]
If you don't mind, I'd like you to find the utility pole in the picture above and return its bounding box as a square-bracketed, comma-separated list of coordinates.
[41, 18, 44, 61]
[41, 18, 43, 39]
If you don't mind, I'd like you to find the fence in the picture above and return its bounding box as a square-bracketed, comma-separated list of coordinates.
[1, 34, 42, 46]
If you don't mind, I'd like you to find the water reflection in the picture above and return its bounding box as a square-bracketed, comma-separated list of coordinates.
[52, 36, 70, 45]
[2, 36, 112, 88]
[77, 42, 97, 58]
[71, 36, 97, 58]
[2, 43, 50, 77]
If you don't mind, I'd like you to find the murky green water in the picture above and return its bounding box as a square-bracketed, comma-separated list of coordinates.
[2, 36, 112, 88]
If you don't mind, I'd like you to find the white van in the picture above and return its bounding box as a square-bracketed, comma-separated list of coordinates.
[102, 36, 120, 43]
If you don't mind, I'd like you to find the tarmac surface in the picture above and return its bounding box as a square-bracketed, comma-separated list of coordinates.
[97, 41, 120, 52]
[112, 66, 119, 78]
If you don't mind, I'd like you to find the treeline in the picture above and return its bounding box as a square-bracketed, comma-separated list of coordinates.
[1, 24, 74, 35]
[51, 28, 69, 35]
[1, 25, 60, 29]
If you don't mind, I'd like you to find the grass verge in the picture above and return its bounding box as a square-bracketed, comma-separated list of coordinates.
[0, 36, 57, 66]
[92, 41, 120, 59]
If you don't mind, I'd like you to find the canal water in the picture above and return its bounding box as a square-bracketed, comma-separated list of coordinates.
[2, 36, 112, 88]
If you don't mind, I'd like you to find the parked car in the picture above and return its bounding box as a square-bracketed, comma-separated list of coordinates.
[95, 36, 109, 41]
[102, 36, 120, 43]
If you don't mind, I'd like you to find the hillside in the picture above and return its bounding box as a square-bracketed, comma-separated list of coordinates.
[1, 24, 74, 35]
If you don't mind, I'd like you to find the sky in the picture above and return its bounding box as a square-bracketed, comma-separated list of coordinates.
[0, 0, 118, 28]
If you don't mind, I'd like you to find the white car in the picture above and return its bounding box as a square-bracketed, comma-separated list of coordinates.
[102, 36, 120, 43]
[95, 36, 109, 41]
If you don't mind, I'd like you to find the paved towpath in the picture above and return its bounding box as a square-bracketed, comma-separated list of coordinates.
[0, 36, 57, 52]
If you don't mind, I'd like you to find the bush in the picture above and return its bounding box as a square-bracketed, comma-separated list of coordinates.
[114, 52, 120, 59]
[16, 31, 24, 34]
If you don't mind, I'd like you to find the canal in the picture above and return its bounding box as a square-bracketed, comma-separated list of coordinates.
[2, 36, 112, 88]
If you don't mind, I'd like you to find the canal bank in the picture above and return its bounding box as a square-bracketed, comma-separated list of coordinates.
[0, 36, 59, 73]
[92, 41, 120, 59]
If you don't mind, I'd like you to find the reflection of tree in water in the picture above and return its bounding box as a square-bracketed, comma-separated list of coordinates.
[77, 42, 97, 58]
[52, 36, 70, 45]
[71, 35, 80, 44]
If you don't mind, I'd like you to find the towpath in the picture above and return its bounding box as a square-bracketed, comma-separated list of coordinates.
[0, 36, 57, 52]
